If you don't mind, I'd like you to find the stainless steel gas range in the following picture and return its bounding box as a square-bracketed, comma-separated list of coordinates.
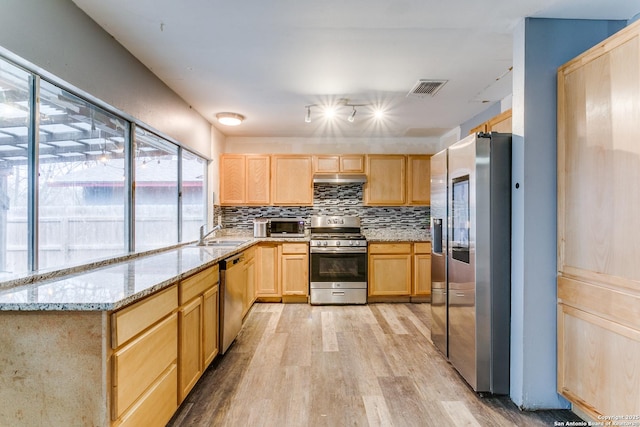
[309, 215, 368, 305]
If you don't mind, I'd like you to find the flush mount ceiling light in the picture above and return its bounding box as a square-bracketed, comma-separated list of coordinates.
[216, 112, 245, 126]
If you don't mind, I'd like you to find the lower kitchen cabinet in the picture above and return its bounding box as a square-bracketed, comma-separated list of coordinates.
[368, 242, 431, 300]
[412, 242, 432, 299]
[243, 247, 256, 317]
[369, 243, 412, 296]
[178, 298, 203, 401]
[178, 264, 220, 403]
[280, 243, 309, 302]
[202, 286, 219, 367]
[111, 285, 179, 425]
[256, 243, 280, 300]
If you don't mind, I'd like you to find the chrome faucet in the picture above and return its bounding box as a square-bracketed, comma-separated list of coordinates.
[198, 223, 223, 245]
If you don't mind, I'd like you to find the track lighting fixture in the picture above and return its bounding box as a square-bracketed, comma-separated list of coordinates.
[303, 100, 369, 123]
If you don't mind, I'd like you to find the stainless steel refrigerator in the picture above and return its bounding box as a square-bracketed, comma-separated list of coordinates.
[430, 132, 511, 394]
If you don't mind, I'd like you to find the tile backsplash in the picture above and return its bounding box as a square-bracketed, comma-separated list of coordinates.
[217, 184, 429, 232]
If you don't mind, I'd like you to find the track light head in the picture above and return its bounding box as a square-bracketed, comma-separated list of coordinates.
[305, 105, 312, 123]
[347, 106, 357, 122]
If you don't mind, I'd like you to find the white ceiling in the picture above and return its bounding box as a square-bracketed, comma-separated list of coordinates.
[71, 0, 638, 140]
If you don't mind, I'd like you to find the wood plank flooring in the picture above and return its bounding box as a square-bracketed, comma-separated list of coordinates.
[168, 303, 582, 427]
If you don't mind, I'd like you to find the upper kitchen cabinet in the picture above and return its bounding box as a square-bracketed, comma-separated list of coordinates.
[313, 154, 365, 173]
[407, 155, 431, 206]
[468, 109, 512, 135]
[487, 109, 512, 133]
[365, 155, 406, 205]
[271, 155, 313, 205]
[220, 154, 270, 205]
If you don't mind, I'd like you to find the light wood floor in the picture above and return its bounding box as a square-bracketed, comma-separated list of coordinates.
[168, 303, 581, 427]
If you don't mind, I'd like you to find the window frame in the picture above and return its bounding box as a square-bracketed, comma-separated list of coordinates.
[0, 53, 209, 275]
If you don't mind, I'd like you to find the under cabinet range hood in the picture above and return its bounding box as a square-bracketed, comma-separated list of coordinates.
[312, 173, 367, 184]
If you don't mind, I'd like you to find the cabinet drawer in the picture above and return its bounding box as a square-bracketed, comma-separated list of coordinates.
[112, 285, 178, 348]
[112, 313, 178, 419]
[414, 242, 432, 254]
[369, 243, 412, 254]
[180, 265, 219, 304]
[115, 363, 178, 427]
[281, 243, 308, 254]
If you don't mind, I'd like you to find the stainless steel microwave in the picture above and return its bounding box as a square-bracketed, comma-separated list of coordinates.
[268, 218, 305, 237]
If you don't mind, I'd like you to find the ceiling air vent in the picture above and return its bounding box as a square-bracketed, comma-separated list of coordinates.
[407, 79, 448, 98]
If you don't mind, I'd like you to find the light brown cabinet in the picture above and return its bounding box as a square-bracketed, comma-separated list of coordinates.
[178, 298, 202, 401]
[255, 243, 280, 299]
[407, 155, 431, 206]
[279, 243, 309, 302]
[202, 286, 219, 367]
[368, 243, 412, 296]
[365, 155, 430, 206]
[220, 154, 270, 205]
[271, 155, 313, 205]
[468, 109, 512, 135]
[365, 155, 406, 205]
[412, 242, 432, 298]
[313, 154, 365, 173]
[243, 247, 256, 317]
[557, 20, 640, 421]
[368, 242, 431, 299]
[111, 285, 179, 425]
[177, 264, 219, 402]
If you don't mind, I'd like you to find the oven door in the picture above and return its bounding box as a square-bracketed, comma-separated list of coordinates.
[309, 248, 367, 285]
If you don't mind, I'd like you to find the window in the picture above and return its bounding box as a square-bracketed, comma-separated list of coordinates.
[134, 127, 178, 251]
[0, 54, 209, 277]
[38, 80, 128, 269]
[0, 60, 31, 277]
[181, 150, 206, 242]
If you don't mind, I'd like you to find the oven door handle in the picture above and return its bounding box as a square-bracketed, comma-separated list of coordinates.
[310, 247, 367, 254]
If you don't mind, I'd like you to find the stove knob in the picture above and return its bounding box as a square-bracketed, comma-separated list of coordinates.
[349, 241, 354, 246]
[322, 241, 328, 247]
[336, 241, 341, 246]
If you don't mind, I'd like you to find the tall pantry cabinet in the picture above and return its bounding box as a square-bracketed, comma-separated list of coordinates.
[557, 20, 640, 421]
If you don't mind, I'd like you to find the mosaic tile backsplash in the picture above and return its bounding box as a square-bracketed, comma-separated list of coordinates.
[217, 184, 430, 232]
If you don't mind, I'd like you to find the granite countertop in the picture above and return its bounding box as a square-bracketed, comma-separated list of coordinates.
[0, 229, 426, 312]
[363, 229, 431, 242]
[0, 236, 266, 312]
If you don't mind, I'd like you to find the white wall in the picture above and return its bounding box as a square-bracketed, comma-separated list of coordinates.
[0, 0, 212, 158]
[223, 136, 441, 155]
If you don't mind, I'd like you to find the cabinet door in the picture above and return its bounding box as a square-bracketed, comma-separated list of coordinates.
[178, 298, 202, 402]
[220, 155, 246, 205]
[202, 285, 219, 367]
[112, 314, 178, 419]
[340, 155, 365, 173]
[487, 109, 512, 133]
[365, 155, 406, 205]
[256, 244, 280, 297]
[407, 155, 431, 205]
[369, 254, 412, 296]
[413, 254, 431, 296]
[313, 155, 340, 173]
[243, 257, 256, 316]
[281, 254, 309, 296]
[246, 155, 270, 204]
[271, 155, 313, 205]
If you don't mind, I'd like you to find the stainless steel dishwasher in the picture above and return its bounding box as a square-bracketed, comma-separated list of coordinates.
[219, 252, 245, 354]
